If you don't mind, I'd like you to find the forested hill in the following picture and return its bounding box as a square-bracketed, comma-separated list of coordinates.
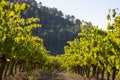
[9, 0, 81, 54]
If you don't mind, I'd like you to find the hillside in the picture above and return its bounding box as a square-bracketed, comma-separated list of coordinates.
[9, 0, 81, 54]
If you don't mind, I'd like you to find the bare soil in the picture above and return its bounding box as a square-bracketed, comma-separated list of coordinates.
[2, 70, 90, 80]
[3, 69, 120, 80]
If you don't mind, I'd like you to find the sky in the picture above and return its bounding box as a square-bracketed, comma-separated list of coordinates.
[36, 0, 120, 30]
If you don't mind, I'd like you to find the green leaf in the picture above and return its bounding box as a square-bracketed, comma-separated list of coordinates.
[107, 15, 111, 20]
[14, 3, 20, 13]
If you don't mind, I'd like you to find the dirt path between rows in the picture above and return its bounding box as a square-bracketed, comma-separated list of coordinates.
[3, 70, 90, 80]
[3, 70, 120, 80]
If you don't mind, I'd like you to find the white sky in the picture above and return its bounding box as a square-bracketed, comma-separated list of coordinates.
[36, 0, 120, 30]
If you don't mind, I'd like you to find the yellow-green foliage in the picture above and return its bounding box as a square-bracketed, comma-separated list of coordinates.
[61, 9, 120, 75]
[0, 0, 47, 72]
